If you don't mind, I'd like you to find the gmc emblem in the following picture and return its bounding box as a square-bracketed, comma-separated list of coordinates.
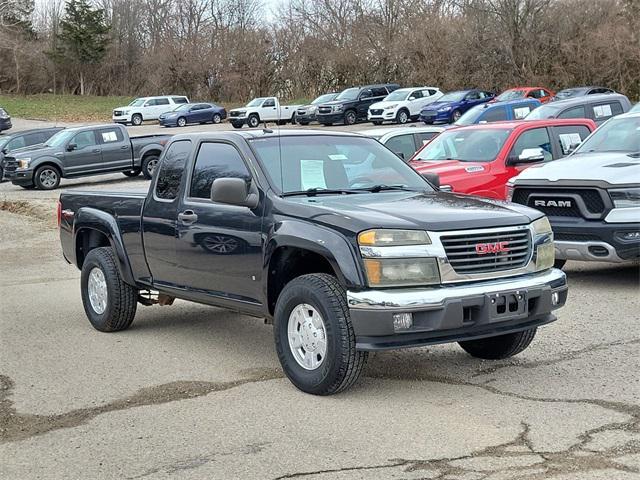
[534, 199, 572, 208]
[475, 241, 510, 255]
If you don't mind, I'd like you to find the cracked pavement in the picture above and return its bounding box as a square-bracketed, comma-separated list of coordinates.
[1, 119, 639, 479]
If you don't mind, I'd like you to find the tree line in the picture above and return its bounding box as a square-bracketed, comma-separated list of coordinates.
[1, 0, 638, 102]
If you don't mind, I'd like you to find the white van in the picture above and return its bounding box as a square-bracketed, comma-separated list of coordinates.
[112, 96, 189, 126]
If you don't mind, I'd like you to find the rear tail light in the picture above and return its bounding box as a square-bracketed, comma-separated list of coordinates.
[56, 200, 61, 227]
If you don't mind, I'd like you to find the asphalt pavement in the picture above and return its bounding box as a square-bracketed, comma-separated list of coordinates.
[0, 118, 638, 479]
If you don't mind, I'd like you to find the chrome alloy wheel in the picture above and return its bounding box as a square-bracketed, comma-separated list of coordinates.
[288, 303, 327, 370]
[39, 168, 58, 188]
[146, 158, 158, 175]
[87, 267, 108, 314]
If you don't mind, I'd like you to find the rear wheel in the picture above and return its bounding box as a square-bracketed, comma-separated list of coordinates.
[142, 155, 159, 179]
[131, 114, 143, 126]
[451, 109, 462, 123]
[81, 247, 137, 332]
[459, 328, 537, 360]
[34, 165, 61, 190]
[274, 273, 368, 395]
[19, 183, 36, 189]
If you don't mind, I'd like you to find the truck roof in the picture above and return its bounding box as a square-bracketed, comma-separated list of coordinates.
[450, 118, 596, 131]
[170, 129, 363, 142]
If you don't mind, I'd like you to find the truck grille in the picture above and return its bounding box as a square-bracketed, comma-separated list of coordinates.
[512, 188, 606, 218]
[370, 109, 383, 115]
[441, 229, 532, 274]
[113, 110, 123, 116]
[3, 157, 17, 174]
[317, 106, 333, 114]
[228, 111, 242, 117]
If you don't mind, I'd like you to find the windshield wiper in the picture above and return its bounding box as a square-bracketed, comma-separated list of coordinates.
[282, 187, 364, 197]
[351, 184, 418, 193]
[627, 151, 640, 158]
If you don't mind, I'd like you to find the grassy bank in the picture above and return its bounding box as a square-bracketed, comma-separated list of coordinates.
[0, 94, 133, 122]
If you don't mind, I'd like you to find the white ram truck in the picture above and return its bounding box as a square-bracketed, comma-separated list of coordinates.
[228, 97, 302, 128]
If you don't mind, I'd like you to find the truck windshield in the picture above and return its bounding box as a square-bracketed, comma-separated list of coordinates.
[496, 89, 526, 101]
[129, 98, 145, 106]
[247, 98, 267, 107]
[412, 129, 511, 162]
[45, 130, 76, 147]
[249, 135, 431, 195]
[336, 88, 360, 101]
[575, 116, 640, 153]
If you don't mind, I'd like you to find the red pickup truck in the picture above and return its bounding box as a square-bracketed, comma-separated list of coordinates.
[409, 119, 596, 199]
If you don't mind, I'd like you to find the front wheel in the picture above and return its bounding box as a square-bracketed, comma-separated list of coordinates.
[212, 113, 222, 124]
[274, 273, 368, 395]
[34, 165, 61, 190]
[141, 155, 159, 179]
[344, 110, 357, 125]
[459, 328, 537, 360]
[81, 247, 137, 332]
[248, 114, 260, 128]
[131, 114, 143, 126]
[396, 109, 409, 124]
[451, 109, 462, 123]
[177, 117, 187, 127]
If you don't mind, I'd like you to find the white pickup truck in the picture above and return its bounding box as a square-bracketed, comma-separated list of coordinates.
[228, 97, 302, 128]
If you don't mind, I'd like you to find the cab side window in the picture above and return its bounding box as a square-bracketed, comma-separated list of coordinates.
[155, 140, 191, 200]
[385, 134, 417, 160]
[263, 99, 276, 107]
[97, 128, 124, 144]
[558, 105, 586, 119]
[72, 131, 97, 150]
[481, 106, 507, 122]
[593, 102, 623, 121]
[190, 143, 251, 199]
[371, 87, 388, 97]
[155, 98, 170, 106]
[510, 128, 553, 162]
[553, 125, 592, 155]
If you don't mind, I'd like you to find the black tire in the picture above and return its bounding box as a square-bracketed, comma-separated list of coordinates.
[554, 259, 567, 269]
[80, 247, 137, 332]
[276, 120, 287, 126]
[19, 183, 36, 189]
[321, 123, 332, 127]
[231, 122, 243, 129]
[298, 121, 309, 126]
[34, 164, 61, 190]
[274, 273, 368, 395]
[396, 109, 410, 124]
[372, 121, 382, 125]
[459, 328, 537, 360]
[344, 110, 357, 125]
[122, 168, 141, 177]
[177, 117, 187, 127]
[248, 114, 260, 128]
[212, 113, 222, 124]
[131, 114, 143, 126]
[0, 166, 4, 182]
[141, 154, 159, 180]
[451, 109, 462, 123]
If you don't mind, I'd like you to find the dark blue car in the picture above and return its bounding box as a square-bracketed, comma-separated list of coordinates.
[454, 98, 541, 126]
[420, 89, 495, 124]
[159, 103, 227, 127]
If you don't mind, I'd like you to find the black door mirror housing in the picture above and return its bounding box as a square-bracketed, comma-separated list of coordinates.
[67, 143, 77, 152]
[421, 172, 440, 190]
[210, 178, 259, 208]
[395, 151, 405, 160]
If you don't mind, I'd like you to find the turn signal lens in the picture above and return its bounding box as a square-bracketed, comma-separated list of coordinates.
[358, 229, 431, 246]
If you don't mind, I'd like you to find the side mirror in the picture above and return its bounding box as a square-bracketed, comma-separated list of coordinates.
[395, 151, 405, 160]
[210, 178, 258, 208]
[408, 96, 416, 101]
[511, 147, 545, 164]
[421, 172, 440, 190]
[567, 142, 581, 154]
[67, 143, 77, 152]
[1, 147, 7, 154]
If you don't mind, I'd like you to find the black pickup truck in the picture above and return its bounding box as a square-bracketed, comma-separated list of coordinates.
[4, 124, 169, 189]
[58, 130, 567, 395]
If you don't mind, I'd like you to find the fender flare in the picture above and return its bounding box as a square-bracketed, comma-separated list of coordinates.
[139, 144, 163, 160]
[265, 220, 365, 290]
[73, 207, 137, 286]
[31, 156, 65, 176]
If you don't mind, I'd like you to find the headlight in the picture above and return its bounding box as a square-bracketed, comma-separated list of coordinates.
[438, 106, 452, 112]
[363, 258, 440, 287]
[609, 188, 640, 208]
[531, 217, 554, 270]
[383, 104, 398, 110]
[333, 105, 344, 112]
[358, 229, 431, 246]
[235, 110, 247, 116]
[17, 158, 32, 169]
[309, 106, 317, 113]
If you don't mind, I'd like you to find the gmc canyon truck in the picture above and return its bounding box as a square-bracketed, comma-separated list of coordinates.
[58, 130, 567, 395]
[4, 124, 170, 189]
[509, 112, 640, 267]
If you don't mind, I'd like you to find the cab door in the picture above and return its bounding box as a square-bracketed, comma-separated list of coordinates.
[96, 126, 131, 171]
[63, 130, 102, 175]
[142, 139, 192, 288]
[260, 98, 278, 121]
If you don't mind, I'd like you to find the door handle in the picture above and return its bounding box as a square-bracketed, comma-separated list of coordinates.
[92, 149, 101, 153]
[178, 210, 198, 224]
[120, 145, 129, 150]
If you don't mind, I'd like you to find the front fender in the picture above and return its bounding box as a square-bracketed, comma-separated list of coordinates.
[73, 207, 136, 286]
[266, 220, 365, 289]
[31, 156, 65, 175]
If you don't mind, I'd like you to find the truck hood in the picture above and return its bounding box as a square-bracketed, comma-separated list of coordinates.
[514, 152, 640, 186]
[280, 191, 539, 232]
[7, 144, 60, 158]
[409, 159, 489, 179]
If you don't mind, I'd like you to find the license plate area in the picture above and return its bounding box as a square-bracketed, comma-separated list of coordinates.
[487, 290, 528, 321]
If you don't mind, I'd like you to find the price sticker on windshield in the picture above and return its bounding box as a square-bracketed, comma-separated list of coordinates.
[300, 160, 327, 190]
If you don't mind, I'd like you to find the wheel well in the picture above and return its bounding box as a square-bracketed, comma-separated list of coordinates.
[399, 107, 410, 115]
[75, 228, 110, 268]
[142, 149, 160, 160]
[34, 162, 61, 174]
[267, 247, 336, 315]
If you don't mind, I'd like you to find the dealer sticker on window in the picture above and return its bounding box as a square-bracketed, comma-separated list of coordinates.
[300, 160, 327, 190]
